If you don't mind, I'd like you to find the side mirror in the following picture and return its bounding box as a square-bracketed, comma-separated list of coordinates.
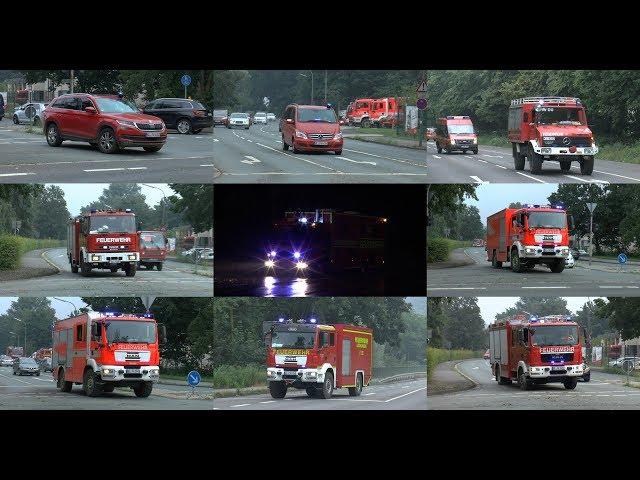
[91, 323, 100, 339]
[158, 324, 167, 346]
[85, 106, 97, 114]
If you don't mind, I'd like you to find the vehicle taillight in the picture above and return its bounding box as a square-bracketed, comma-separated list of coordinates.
[193, 110, 205, 117]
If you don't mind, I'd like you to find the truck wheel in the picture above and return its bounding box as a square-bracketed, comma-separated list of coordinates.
[269, 381, 287, 399]
[583, 371, 591, 382]
[97, 127, 120, 154]
[133, 382, 153, 398]
[110, 266, 118, 273]
[462, 149, 467, 154]
[473, 148, 478, 154]
[124, 263, 137, 277]
[102, 384, 115, 393]
[305, 386, 318, 398]
[564, 378, 578, 390]
[156, 262, 163, 271]
[436, 143, 442, 154]
[362, 118, 370, 128]
[510, 249, 525, 273]
[282, 135, 289, 150]
[58, 369, 73, 392]
[496, 366, 511, 385]
[491, 251, 502, 269]
[518, 369, 531, 391]
[46, 123, 63, 147]
[529, 147, 543, 174]
[550, 260, 565, 273]
[348, 373, 363, 397]
[80, 257, 91, 277]
[580, 156, 594, 175]
[513, 143, 525, 170]
[560, 160, 571, 172]
[71, 262, 78, 274]
[319, 371, 334, 399]
[83, 370, 103, 397]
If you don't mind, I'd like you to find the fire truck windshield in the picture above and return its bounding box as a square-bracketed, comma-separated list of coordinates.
[535, 107, 584, 126]
[140, 232, 165, 248]
[271, 330, 315, 349]
[297, 108, 337, 123]
[104, 321, 156, 344]
[527, 211, 566, 229]
[448, 124, 474, 134]
[90, 216, 136, 234]
[531, 325, 578, 347]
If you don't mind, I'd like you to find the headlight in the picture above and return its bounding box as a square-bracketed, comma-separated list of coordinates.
[128, 254, 137, 260]
[584, 147, 593, 154]
[101, 368, 115, 377]
[473, 138, 477, 144]
[333, 132, 343, 140]
[296, 261, 308, 269]
[295, 130, 307, 139]
[149, 369, 159, 377]
[306, 371, 317, 378]
[450, 139, 455, 145]
[525, 247, 536, 254]
[91, 255, 100, 261]
[264, 260, 275, 268]
[117, 120, 136, 128]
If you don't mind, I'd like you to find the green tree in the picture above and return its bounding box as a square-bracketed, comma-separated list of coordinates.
[22, 70, 121, 94]
[169, 184, 213, 232]
[441, 297, 486, 350]
[0, 298, 57, 355]
[495, 297, 570, 321]
[79, 184, 154, 229]
[32, 186, 70, 239]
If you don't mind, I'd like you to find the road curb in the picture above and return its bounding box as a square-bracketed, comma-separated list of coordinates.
[157, 378, 213, 388]
[453, 361, 480, 387]
[350, 135, 428, 151]
[213, 386, 270, 398]
[41, 249, 62, 273]
[427, 248, 476, 269]
[374, 372, 426, 384]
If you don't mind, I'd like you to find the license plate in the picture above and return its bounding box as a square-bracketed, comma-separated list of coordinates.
[146, 132, 161, 137]
[314, 141, 328, 146]
[551, 366, 564, 371]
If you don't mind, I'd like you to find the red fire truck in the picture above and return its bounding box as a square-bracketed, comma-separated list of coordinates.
[489, 314, 587, 390]
[347, 98, 375, 127]
[508, 97, 597, 175]
[486, 204, 573, 273]
[263, 209, 386, 275]
[264, 318, 373, 399]
[370, 97, 399, 128]
[138, 230, 168, 271]
[6, 346, 24, 358]
[52, 311, 165, 397]
[34, 348, 52, 361]
[67, 208, 140, 277]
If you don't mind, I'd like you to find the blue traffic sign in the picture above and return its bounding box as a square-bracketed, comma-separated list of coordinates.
[618, 253, 628, 264]
[187, 370, 201, 386]
[181, 74, 192, 87]
[417, 98, 427, 110]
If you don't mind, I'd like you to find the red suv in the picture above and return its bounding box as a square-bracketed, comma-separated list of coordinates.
[280, 104, 343, 155]
[43, 94, 167, 154]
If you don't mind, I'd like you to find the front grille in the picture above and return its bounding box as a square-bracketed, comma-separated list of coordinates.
[541, 353, 574, 363]
[544, 136, 591, 147]
[455, 139, 473, 146]
[308, 133, 333, 140]
[135, 122, 163, 130]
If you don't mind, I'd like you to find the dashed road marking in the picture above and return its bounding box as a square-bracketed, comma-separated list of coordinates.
[0, 172, 36, 177]
[515, 172, 547, 183]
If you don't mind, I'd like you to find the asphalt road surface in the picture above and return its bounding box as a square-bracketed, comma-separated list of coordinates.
[427, 247, 640, 296]
[0, 366, 212, 410]
[428, 358, 640, 410]
[0, 124, 214, 183]
[0, 249, 212, 296]
[425, 141, 640, 184]
[213, 124, 428, 183]
[214, 378, 426, 410]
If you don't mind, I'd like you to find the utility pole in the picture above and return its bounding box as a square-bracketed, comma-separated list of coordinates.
[70, 70, 74, 94]
[142, 184, 168, 228]
[586, 202, 597, 270]
[324, 70, 327, 104]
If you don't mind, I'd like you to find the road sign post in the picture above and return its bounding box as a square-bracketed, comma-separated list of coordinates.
[181, 74, 192, 99]
[618, 253, 628, 273]
[417, 76, 427, 147]
[586, 202, 597, 270]
[187, 370, 201, 397]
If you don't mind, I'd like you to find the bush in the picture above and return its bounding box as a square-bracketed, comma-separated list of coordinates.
[0, 235, 22, 270]
[427, 347, 483, 377]
[427, 238, 450, 263]
[211, 364, 265, 389]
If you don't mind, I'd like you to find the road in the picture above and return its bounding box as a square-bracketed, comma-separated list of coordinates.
[0, 249, 213, 296]
[212, 124, 428, 183]
[428, 358, 640, 410]
[425, 142, 640, 184]
[213, 378, 426, 410]
[0, 366, 212, 409]
[427, 247, 640, 296]
[0, 124, 214, 183]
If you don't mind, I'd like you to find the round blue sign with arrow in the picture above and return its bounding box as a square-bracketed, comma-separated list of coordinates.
[618, 253, 628, 264]
[181, 74, 192, 87]
[187, 370, 201, 387]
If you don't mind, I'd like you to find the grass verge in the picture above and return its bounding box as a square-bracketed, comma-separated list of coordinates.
[427, 238, 472, 263]
[0, 236, 63, 270]
[427, 347, 484, 377]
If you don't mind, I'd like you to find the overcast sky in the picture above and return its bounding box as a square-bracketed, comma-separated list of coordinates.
[47, 184, 173, 216]
[0, 297, 87, 320]
[476, 297, 606, 326]
[465, 184, 559, 225]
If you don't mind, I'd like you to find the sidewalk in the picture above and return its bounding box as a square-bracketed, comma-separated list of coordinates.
[0, 248, 59, 281]
[427, 360, 477, 396]
[427, 248, 475, 269]
[574, 260, 639, 274]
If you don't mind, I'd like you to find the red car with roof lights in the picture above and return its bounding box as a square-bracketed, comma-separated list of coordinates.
[43, 93, 167, 154]
[435, 116, 478, 154]
[280, 104, 343, 155]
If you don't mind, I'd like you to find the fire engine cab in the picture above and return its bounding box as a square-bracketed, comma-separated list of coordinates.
[347, 98, 374, 127]
[370, 97, 399, 128]
[508, 97, 597, 175]
[52, 311, 165, 397]
[486, 204, 573, 273]
[489, 314, 588, 390]
[67, 208, 139, 277]
[264, 318, 373, 399]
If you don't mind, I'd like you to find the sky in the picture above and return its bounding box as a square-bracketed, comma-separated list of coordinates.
[0, 297, 87, 320]
[476, 297, 606, 326]
[465, 184, 559, 225]
[47, 184, 173, 216]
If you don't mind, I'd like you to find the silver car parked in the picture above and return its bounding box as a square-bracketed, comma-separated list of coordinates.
[13, 102, 48, 126]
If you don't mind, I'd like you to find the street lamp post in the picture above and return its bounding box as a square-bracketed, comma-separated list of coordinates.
[52, 297, 80, 317]
[299, 71, 314, 104]
[586, 202, 597, 270]
[8, 331, 18, 347]
[142, 184, 168, 229]
[13, 317, 26, 354]
[324, 70, 327, 104]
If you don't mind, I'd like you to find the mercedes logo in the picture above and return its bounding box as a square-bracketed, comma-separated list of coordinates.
[562, 137, 571, 146]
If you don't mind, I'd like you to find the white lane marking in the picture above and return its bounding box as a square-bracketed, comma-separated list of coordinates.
[432, 155, 442, 159]
[515, 172, 547, 183]
[470, 176, 488, 184]
[522, 286, 568, 289]
[427, 287, 487, 290]
[384, 386, 426, 402]
[495, 164, 508, 169]
[241, 155, 262, 165]
[592, 170, 640, 183]
[0, 172, 35, 177]
[259, 400, 276, 404]
[564, 175, 609, 184]
[83, 167, 146, 172]
[364, 392, 376, 396]
[200, 164, 214, 167]
[255, 143, 338, 172]
[343, 148, 427, 168]
[127, 167, 147, 170]
[336, 156, 376, 166]
[598, 286, 639, 289]
[230, 403, 251, 408]
[482, 154, 504, 159]
[213, 138, 219, 142]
